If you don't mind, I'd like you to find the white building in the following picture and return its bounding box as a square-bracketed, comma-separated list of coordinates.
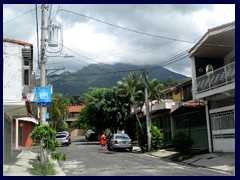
[3, 38, 38, 163]
[189, 22, 235, 152]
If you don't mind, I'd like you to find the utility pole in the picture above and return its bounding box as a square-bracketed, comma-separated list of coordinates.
[40, 4, 47, 164]
[142, 69, 152, 151]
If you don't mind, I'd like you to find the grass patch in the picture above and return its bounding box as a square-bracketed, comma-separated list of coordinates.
[28, 157, 57, 176]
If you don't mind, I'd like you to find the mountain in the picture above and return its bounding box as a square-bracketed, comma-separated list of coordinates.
[46, 63, 189, 97]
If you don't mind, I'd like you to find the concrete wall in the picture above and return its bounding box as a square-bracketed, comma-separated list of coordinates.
[69, 128, 86, 136]
[3, 41, 24, 103]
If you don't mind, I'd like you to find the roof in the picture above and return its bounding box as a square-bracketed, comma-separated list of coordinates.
[3, 38, 33, 46]
[170, 101, 206, 115]
[188, 21, 235, 57]
[68, 106, 85, 112]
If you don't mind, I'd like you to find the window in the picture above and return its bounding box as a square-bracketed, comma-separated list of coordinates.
[23, 59, 30, 85]
[24, 69, 29, 85]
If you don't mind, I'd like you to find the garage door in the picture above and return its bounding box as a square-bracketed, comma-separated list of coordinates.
[210, 109, 235, 152]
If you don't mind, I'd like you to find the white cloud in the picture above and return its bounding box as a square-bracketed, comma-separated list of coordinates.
[3, 4, 235, 77]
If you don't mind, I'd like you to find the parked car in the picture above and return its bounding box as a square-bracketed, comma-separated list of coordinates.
[108, 133, 133, 152]
[85, 130, 97, 141]
[56, 131, 71, 146]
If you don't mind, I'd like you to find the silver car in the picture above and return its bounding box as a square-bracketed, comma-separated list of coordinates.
[108, 133, 133, 152]
[56, 131, 71, 146]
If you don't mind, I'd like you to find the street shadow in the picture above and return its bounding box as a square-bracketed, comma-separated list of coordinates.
[74, 142, 100, 146]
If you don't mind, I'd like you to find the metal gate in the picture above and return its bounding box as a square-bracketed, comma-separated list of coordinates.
[210, 109, 235, 152]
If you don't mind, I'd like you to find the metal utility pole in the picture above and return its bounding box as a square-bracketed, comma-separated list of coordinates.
[40, 4, 47, 164]
[142, 69, 152, 151]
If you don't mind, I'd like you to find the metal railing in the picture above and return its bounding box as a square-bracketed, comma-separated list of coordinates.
[196, 62, 235, 94]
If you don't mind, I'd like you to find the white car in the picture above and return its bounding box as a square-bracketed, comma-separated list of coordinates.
[108, 133, 133, 152]
[56, 131, 71, 146]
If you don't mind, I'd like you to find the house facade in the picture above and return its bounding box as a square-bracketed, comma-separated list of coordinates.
[3, 38, 38, 163]
[67, 105, 85, 136]
[67, 106, 85, 127]
[188, 21, 235, 152]
[136, 80, 208, 149]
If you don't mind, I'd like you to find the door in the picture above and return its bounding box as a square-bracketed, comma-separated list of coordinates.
[211, 110, 235, 152]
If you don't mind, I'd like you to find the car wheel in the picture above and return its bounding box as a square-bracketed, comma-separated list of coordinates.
[129, 147, 133, 152]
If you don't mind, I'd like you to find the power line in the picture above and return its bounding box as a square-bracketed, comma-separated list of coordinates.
[60, 8, 195, 44]
[4, 5, 41, 25]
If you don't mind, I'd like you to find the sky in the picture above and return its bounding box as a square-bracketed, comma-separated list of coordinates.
[3, 4, 235, 77]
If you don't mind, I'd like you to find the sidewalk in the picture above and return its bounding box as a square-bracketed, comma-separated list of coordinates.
[3, 149, 66, 176]
[146, 148, 235, 175]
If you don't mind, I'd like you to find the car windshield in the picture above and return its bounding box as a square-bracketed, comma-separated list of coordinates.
[115, 134, 130, 139]
[56, 135, 66, 138]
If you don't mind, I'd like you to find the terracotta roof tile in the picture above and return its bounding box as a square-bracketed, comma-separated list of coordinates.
[3, 38, 33, 46]
[68, 106, 85, 112]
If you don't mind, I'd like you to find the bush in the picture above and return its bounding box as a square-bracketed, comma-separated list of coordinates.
[151, 126, 164, 150]
[136, 122, 164, 152]
[30, 125, 66, 161]
[171, 130, 193, 153]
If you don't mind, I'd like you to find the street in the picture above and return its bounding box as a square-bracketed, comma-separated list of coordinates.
[55, 136, 230, 176]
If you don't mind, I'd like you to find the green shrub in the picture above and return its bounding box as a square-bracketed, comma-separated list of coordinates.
[136, 122, 164, 152]
[151, 126, 164, 150]
[171, 130, 193, 153]
[30, 125, 66, 161]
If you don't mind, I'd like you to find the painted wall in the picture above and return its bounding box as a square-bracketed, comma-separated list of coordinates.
[3, 41, 24, 103]
[12, 120, 35, 147]
[22, 122, 35, 147]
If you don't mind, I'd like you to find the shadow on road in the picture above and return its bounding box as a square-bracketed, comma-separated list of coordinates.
[74, 142, 100, 146]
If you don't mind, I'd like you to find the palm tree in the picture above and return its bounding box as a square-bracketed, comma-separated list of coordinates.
[117, 72, 146, 141]
[48, 94, 71, 131]
[147, 78, 165, 102]
[117, 72, 144, 107]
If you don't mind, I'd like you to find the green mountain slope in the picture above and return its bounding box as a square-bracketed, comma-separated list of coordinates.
[46, 63, 189, 96]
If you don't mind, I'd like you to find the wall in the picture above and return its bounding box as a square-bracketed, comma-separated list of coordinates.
[4, 112, 12, 163]
[22, 121, 35, 147]
[3, 41, 24, 103]
[12, 120, 35, 147]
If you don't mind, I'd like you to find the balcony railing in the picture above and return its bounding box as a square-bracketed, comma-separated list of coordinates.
[196, 62, 235, 94]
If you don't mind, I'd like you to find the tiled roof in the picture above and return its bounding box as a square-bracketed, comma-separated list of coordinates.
[3, 38, 33, 46]
[68, 106, 85, 112]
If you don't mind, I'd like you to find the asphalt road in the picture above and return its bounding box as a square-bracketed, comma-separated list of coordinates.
[56, 136, 229, 176]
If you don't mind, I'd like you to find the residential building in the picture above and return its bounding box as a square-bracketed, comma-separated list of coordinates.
[188, 21, 235, 152]
[133, 79, 208, 149]
[67, 106, 85, 127]
[3, 38, 38, 163]
[67, 105, 85, 136]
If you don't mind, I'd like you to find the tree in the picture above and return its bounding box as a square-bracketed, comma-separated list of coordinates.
[70, 95, 86, 105]
[163, 76, 178, 88]
[148, 78, 165, 101]
[77, 87, 132, 136]
[48, 94, 71, 132]
[117, 72, 145, 107]
[117, 72, 145, 141]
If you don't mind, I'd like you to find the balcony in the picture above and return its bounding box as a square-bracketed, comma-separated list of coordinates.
[142, 100, 176, 115]
[196, 62, 235, 95]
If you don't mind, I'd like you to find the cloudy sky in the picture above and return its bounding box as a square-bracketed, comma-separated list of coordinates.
[3, 4, 235, 77]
